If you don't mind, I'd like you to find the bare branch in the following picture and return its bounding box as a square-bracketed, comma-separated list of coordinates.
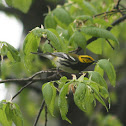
[106, 39, 115, 50]
[115, 0, 122, 10]
[0, 70, 58, 84]
[45, 105, 48, 126]
[10, 73, 60, 100]
[33, 100, 45, 126]
[12, 81, 34, 100]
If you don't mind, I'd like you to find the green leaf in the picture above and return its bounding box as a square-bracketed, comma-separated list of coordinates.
[87, 39, 102, 54]
[81, 27, 119, 47]
[91, 85, 108, 111]
[97, 59, 116, 87]
[23, 30, 41, 70]
[5, 103, 13, 121]
[4, 102, 23, 126]
[12, 104, 23, 126]
[93, 18, 112, 27]
[57, 76, 68, 89]
[42, 82, 56, 116]
[42, 40, 53, 53]
[83, 1, 97, 15]
[60, 76, 68, 83]
[44, 13, 57, 29]
[69, 31, 86, 51]
[77, 74, 85, 82]
[53, 7, 72, 28]
[74, 82, 94, 112]
[76, 15, 93, 22]
[0, 41, 21, 62]
[68, 23, 75, 36]
[102, 115, 123, 126]
[23, 27, 63, 69]
[45, 29, 63, 51]
[58, 82, 72, 123]
[99, 86, 109, 99]
[74, 83, 86, 111]
[71, 0, 97, 15]
[32, 28, 62, 51]
[56, 26, 70, 40]
[83, 85, 94, 111]
[88, 71, 107, 89]
[0, 101, 12, 126]
[94, 63, 104, 77]
[23, 28, 42, 54]
[0, 100, 15, 126]
[5, 0, 32, 13]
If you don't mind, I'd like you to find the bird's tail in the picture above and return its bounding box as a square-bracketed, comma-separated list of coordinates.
[31, 52, 54, 60]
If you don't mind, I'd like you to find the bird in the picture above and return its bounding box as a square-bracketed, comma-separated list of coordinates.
[31, 52, 95, 73]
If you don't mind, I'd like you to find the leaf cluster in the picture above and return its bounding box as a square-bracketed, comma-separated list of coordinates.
[42, 59, 116, 122]
[0, 100, 23, 126]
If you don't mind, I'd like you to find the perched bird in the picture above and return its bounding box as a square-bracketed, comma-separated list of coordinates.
[31, 52, 95, 73]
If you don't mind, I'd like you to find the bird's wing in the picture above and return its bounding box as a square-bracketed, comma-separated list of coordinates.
[52, 52, 77, 62]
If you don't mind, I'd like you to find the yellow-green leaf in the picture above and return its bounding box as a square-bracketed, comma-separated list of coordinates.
[81, 27, 119, 48]
[58, 82, 72, 123]
[97, 59, 116, 87]
[5, 0, 32, 13]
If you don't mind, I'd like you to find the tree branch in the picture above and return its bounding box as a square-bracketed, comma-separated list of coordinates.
[73, 14, 126, 53]
[9, 73, 59, 100]
[45, 105, 48, 126]
[71, 9, 126, 53]
[87, 14, 126, 45]
[33, 100, 45, 126]
[0, 70, 59, 84]
[12, 81, 33, 100]
[115, 0, 122, 10]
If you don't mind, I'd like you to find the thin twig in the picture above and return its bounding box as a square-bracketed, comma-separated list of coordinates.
[10, 73, 60, 100]
[0, 70, 58, 83]
[12, 81, 33, 100]
[45, 105, 48, 126]
[120, 4, 126, 9]
[33, 100, 45, 126]
[87, 14, 126, 45]
[106, 39, 115, 50]
[70, 10, 126, 53]
[115, 0, 125, 15]
[93, 9, 122, 17]
[48, 39, 56, 51]
[115, 0, 122, 9]
[82, 9, 126, 25]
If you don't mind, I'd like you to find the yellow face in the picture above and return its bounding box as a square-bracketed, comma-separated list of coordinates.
[78, 55, 95, 63]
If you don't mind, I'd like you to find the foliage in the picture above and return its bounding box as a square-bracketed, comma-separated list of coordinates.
[0, 100, 23, 126]
[96, 114, 122, 126]
[0, 0, 126, 125]
[5, 0, 32, 13]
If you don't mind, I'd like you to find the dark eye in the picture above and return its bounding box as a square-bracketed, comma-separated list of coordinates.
[87, 57, 91, 60]
[81, 57, 85, 60]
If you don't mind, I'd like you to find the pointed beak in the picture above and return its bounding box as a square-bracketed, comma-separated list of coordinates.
[93, 60, 97, 63]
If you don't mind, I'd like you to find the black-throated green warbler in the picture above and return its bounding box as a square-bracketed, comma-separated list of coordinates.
[31, 52, 95, 73]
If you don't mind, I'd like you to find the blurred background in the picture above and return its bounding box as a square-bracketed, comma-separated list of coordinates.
[0, 0, 126, 126]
